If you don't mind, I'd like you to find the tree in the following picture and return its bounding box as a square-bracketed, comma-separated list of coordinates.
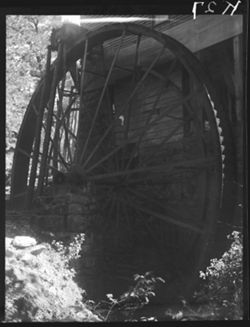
[6, 15, 61, 176]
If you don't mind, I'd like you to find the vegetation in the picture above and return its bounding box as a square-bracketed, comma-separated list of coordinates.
[197, 231, 243, 320]
[88, 271, 165, 321]
[165, 230, 243, 321]
[6, 15, 60, 192]
[5, 219, 164, 322]
[5, 233, 101, 322]
[5, 210, 243, 322]
[6, 16, 54, 138]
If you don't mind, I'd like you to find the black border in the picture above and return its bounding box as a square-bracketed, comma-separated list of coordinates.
[1, 0, 249, 324]
[0, 11, 6, 324]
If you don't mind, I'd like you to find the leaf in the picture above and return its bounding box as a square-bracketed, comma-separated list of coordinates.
[134, 274, 140, 281]
[106, 293, 117, 304]
[134, 274, 143, 281]
[156, 277, 165, 283]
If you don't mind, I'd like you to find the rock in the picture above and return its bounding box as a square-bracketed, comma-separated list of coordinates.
[16, 251, 26, 260]
[12, 236, 37, 248]
[5, 265, 14, 277]
[13, 267, 26, 281]
[20, 252, 35, 264]
[6, 248, 15, 257]
[30, 244, 46, 256]
[5, 237, 13, 248]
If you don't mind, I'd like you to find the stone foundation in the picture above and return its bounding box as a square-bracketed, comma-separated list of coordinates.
[32, 183, 105, 299]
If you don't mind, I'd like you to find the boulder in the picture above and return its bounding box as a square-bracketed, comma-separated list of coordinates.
[12, 236, 37, 248]
[6, 248, 15, 257]
[30, 244, 47, 256]
[5, 237, 13, 248]
[20, 252, 34, 264]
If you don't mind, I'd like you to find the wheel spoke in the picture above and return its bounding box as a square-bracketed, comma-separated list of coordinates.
[85, 141, 129, 174]
[79, 40, 89, 99]
[80, 31, 125, 163]
[73, 39, 89, 163]
[37, 43, 64, 194]
[42, 123, 70, 170]
[119, 193, 203, 233]
[127, 187, 197, 225]
[123, 82, 166, 171]
[53, 76, 66, 171]
[123, 34, 142, 142]
[85, 93, 193, 174]
[82, 44, 166, 170]
[62, 120, 73, 164]
[48, 136, 70, 171]
[87, 157, 215, 182]
[55, 95, 79, 131]
[139, 122, 187, 168]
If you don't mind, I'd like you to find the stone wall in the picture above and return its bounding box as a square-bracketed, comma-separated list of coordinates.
[31, 182, 105, 300]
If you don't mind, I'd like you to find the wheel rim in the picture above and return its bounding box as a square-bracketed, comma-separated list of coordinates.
[11, 23, 224, 301]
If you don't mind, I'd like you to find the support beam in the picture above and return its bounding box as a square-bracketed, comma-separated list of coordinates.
[233, 35, 243, 122]
[156, 15, 243, 53]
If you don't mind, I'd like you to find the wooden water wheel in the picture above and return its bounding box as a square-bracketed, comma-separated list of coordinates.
[10, 23, 226, 302]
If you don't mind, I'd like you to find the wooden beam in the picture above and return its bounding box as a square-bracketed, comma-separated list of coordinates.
[233, 34, 243, 122]
[102, 16, 243, 76]
[159, 15, 243, 53]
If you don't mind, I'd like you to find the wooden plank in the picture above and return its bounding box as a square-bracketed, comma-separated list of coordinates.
[233, 35, 243, 122]
[166, 15, 243, 53]
[103, 16, 242, 69]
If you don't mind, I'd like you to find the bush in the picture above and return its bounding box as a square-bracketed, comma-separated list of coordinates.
[197, 231, 243, 319]
[164, 231, 243, 321]
[51, 233, 85, 267]
[90, 271, 165, 321]
[5, 233, 101, 322]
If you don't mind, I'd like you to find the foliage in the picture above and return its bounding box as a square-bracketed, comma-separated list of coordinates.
[5, 233, 101, 322]
[7, 16, 50, 134]
[6, 15, 61, 181]
[167, 231, 243, 321]
[163, 231, 243, 321]
[88, 271, 165, 321]
[5, 211, 243, 321]
[51, 233, 85, 267]
[5, 214, 164, 323]
[197, 231, 243, 320]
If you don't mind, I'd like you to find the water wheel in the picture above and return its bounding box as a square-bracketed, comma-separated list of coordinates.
[10, 23, 226, 302]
